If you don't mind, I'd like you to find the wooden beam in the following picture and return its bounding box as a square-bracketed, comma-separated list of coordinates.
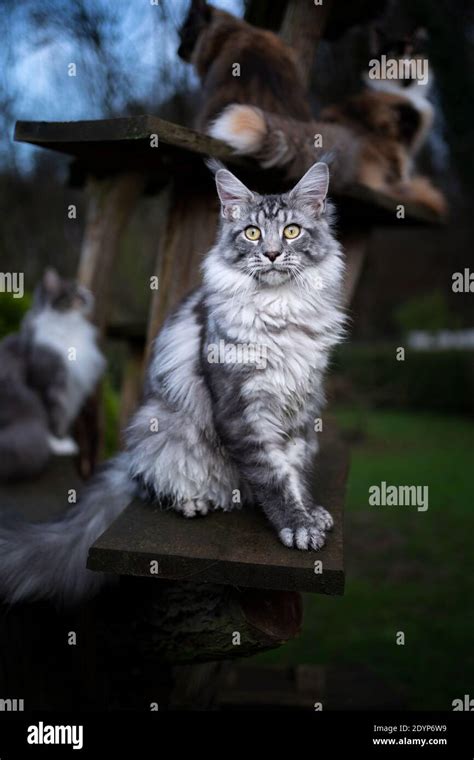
[14, 115, 241, 169]
[14, 117, 444, 225]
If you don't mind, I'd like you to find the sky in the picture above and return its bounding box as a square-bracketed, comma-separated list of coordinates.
[1, 0, 244, 172]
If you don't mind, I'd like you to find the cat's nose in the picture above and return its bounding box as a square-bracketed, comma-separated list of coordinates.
[263, 250, 282, 262]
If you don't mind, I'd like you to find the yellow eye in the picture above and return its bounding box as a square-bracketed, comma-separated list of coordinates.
[283, 224, 301, 239]
[244, 226, 261, 241]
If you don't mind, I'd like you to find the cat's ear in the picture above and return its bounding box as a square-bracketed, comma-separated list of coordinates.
[214, 168, 254, 221]
[42, 268, 61, 295]
[289, 162, 329, 216]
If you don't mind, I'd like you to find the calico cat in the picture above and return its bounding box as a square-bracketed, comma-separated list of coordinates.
[0, 269, 105, 481]
[364, 26, 435, 158]
[179, 1, 445, 213]
[0, 162, 345, 605]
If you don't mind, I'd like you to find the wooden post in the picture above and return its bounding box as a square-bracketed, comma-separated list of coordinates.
[119, 344, 145, 433]
[279, 0, 333, 87]
[74, 172, 144, 470]
[78, 172, 145, 333]
[146, 177, 219, 353]
[128, 581, 303, 665]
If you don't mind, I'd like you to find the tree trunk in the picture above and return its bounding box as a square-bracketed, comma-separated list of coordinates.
[279, 0, 333, 88]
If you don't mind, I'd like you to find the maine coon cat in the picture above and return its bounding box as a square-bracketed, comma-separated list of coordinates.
[179, 0, 445, 214]
[0, 162, 345, 606]
[0, 269, 105, 481]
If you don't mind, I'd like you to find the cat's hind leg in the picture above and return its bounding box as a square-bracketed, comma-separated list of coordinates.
[127, 398, 238, 516]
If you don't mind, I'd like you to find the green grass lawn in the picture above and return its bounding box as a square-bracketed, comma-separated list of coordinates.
[254, 407, 474, 709]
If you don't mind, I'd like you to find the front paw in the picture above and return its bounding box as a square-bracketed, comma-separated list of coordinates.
[175, 498, 211, 518]
[279, 524, 326, 551]
[311, 505, 334, 532]
[278, 505, 333, 550]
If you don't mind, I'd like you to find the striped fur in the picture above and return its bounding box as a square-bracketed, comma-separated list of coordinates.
[0, 163, 346, 605]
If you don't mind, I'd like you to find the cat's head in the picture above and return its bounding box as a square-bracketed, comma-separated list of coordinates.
[32, 269, 93, 316]
[370, 25, 430, 89]
[178, 0, 213, 62]
[211, 162, 332, 287]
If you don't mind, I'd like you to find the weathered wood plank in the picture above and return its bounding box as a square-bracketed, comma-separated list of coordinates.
[87, 428, 348, 595]
[14, 116, 443, 225]
[14, 115, 240, 165]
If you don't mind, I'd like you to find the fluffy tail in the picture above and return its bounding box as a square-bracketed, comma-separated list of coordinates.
[208, 104, 447, 217]
[208, 104, 357, 189]
[0, 453, 135, 606]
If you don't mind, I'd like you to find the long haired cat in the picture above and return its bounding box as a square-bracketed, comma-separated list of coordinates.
[180, 1, 445, 214]
[0, 269, 105, 481]
[0, 162, 345, 606]
[363, 25, 435, 158]
[178, 0, 311, 130]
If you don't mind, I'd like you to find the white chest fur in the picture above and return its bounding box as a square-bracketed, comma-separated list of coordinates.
[31, 308, 106, 425]
[208, 263, 345, 428]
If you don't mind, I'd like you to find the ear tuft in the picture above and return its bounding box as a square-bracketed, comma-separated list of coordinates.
[205, 158, 225, 176]
[43, 267, 61, 294]
[289, 162, 329, 215]
[214, 167, 254, 220]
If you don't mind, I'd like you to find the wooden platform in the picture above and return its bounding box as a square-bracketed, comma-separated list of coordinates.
[87, 429, 348, 595]
[0, 429, 347, 596]
[0, 457, 82, 522]
[15, 115, 443, 226]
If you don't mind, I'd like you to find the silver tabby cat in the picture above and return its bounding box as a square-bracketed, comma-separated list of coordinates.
[0, 162, 346, 605]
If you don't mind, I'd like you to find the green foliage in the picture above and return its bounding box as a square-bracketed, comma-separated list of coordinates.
[393, 290, 461, 334]
[334, 344, 474, 414]
[255, 407, 474, 710]
[0, 291, 32, 339]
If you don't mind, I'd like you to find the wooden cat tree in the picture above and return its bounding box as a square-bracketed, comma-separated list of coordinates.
[1, 0, 443, 709]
